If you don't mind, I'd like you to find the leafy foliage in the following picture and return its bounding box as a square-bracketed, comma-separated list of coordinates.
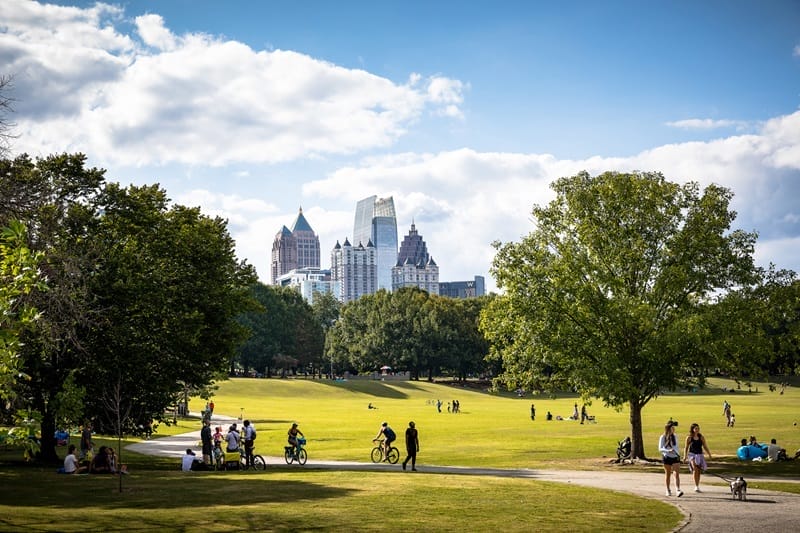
[481, 171, 758, 458]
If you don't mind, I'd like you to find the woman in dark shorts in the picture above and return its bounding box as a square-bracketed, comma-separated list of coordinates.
[658, 422, 683, 497]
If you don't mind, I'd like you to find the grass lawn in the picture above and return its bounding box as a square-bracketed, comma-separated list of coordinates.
[195, 375, 800, 475]
[0, 467, 682, 532]
[1, 375, 797, 531]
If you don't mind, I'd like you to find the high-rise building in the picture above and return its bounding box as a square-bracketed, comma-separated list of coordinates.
[392, 222, 439, 294]
[439, 276, 486, 298]
[270, 207, 320, 284]
[331, 238, 377, 303]
[353, 196, 397, 291]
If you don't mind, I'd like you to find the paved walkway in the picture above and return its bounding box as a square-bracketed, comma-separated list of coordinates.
[127, 416, 799, 533]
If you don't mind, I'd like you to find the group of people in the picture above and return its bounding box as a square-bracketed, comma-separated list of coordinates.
[185, 418, 308, 470]
[658, 421, 712, 497]
[61, 421, 128, 475]
[736, 436, 789, 462]
[722, 400, 735, 427]
[434, 399, 460, 413]
[375, 421, 419, 471]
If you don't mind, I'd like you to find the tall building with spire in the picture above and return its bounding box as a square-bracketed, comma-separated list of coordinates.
[392, 222, 439, 294]
[270, 207, 320, 284]
[353, 195, 398, 291]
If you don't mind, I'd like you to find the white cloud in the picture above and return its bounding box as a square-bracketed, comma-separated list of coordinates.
[665, 118, 748, 130]
[794, 44, 800, 57]
[4, 1, 466, 166]
[135, 14, 177, 51]
[298, 112, 800, 292]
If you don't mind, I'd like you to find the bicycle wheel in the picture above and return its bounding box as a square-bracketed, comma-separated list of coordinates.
[297, 448, 307, 465]
[285, 448, 294, 464]
[370, 446, 383, 463]
[252, 455, 266, 471]
[387, 446, 400, 464]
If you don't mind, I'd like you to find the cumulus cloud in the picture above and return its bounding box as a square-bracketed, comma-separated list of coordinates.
[665, 118, 748, 130]
[3, 0, 466, 166]
[299, 112, 800, 291]
[135, 14, 177, 51]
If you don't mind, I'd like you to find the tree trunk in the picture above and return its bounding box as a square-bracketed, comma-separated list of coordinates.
[39, 411, 59, 463]
[629, 399, 646, 459]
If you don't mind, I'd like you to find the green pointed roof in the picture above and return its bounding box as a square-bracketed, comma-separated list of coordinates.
[290, 206, 314, 233]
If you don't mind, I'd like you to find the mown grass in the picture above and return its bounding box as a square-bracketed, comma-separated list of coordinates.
[196, 375, 800, 475]
[1, 375, 797, 531]
[0, 468, 682, 532]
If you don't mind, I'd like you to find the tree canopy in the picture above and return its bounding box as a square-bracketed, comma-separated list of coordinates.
[1, 153, 256, 461]
[481, 171, 758, 458]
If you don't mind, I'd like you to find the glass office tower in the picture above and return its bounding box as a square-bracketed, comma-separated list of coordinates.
[353, 196, 398, 291]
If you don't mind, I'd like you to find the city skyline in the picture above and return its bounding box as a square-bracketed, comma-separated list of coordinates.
[2, 1, 799, 293]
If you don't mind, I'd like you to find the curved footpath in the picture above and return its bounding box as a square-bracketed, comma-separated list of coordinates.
[127, 416, 799, 533]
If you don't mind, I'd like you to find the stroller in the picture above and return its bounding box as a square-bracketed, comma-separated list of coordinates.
[616, 437, 632, 461]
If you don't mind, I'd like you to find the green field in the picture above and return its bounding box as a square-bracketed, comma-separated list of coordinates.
[198, 376, 800, 473]
[1, 375, 798, 532]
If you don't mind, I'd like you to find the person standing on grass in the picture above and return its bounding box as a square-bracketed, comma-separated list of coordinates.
[530, 403, 536, 421]
[80, 421, 94, 460]
[658, 422, 683, 497]
[402, 421, 419, 471]
[684, 423, 712, 493]
[201, 419, 213, 465]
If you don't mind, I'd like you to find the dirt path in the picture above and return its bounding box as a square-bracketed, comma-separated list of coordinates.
[127, 422, 799, 533]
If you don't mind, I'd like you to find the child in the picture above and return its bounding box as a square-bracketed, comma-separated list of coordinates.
[729, 413, 735, 427]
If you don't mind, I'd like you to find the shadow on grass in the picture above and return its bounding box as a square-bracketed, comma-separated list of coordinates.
[314, 379, 411, 399]
[0, 469, 355, 509]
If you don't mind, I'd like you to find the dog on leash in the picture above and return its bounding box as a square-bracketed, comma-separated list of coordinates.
[730, 477, 747, 501]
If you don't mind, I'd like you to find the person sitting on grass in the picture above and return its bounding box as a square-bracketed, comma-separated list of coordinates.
[182, 448, 198, 471]
[107, 447, 128, 474]
[90, 446, 112, 474]
[63, 444, 87, 474]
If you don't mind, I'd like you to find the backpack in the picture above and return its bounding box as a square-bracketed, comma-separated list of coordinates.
[249, 427, 257, 441]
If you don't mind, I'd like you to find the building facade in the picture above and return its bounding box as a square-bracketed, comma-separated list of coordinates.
[391, 222, 439, 294]
[330, 238, 377, 303]
[275, 267, 340, 305]
[438, 276, 486, 298]
[353, 195, 397, 292]
[270, 207, 320, 284]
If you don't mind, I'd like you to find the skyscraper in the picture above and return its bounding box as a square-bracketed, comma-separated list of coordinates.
[392, 222, 439, 294]
[331, 238, 377, 302]
[353, 196, 398, 291]
[270, 207, 320, 284]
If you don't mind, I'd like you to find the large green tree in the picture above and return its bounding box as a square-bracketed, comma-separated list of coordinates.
[236, 284, 323, 377]
[481, 171, 758, 459]
[1, 154, 256, 461]
[80, 182, 257, 435]
[0, 220, 44, 400]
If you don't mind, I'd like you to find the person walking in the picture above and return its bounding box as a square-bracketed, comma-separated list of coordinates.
[683, 422, 712, 492]
[658, 422, 683, 497]
[530, 403, 536, 421]
[402, 421, 419, 471]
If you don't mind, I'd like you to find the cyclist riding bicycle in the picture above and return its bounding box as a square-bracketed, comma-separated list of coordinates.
[288, 423, 305, 457]
[375, 422, 396, 460]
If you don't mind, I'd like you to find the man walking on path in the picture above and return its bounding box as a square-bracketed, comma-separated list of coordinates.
[402, 421, 419, 471]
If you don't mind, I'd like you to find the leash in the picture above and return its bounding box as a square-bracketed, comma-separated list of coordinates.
[706, 470, 736, 483]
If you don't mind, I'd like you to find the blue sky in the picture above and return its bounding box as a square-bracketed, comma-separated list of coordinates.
[2, 0, 799, 292]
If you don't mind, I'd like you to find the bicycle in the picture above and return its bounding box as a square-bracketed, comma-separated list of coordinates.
[371, 438, 399, 464]
[285, 436, 308, 465]
[240, 445, 266, 471]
